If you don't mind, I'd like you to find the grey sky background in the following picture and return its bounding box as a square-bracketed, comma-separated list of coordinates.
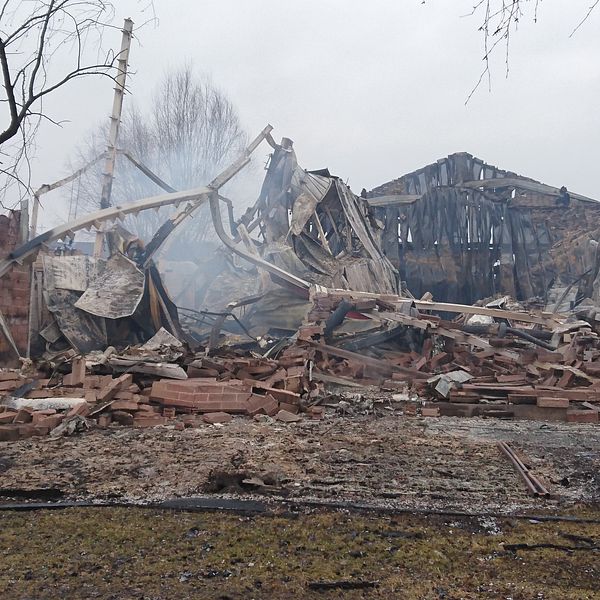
[27, 0, 600, 227]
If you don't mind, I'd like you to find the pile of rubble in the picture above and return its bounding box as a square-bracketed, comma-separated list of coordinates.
[299, 290, 600, 423]
[3, 286, 600, 440]
[3, 130, 600, 441]
[0, 328, 323, 441]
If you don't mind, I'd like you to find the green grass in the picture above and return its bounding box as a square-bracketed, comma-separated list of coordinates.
[0, 507, 599, 599]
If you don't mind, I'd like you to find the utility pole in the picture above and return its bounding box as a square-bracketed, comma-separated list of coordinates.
[94, 17, 134, 256]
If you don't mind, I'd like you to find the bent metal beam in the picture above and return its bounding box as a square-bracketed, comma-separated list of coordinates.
[0, 125, 275, 281]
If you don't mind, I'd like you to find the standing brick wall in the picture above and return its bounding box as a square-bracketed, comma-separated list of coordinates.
[0, 210, 30, 366]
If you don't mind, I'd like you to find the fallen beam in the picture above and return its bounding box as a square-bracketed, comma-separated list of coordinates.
[414, 300, 560, 326]
[0, 125, 275, 280]
[461, 178, 597, 204]
[208, 192, 310, 291]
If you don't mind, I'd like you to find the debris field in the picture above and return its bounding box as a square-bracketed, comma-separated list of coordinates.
[1, 131, 600, 516]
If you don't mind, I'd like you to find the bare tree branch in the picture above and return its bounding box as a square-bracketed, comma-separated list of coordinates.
[571, 0, 600, 36]
[461, 0, 599, 102]
[0, 1, 153, 206]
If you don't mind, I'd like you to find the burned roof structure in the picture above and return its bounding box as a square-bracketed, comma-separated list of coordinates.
[187, 136, 400, 340]
[0, 127, 400, 359]
[242, 137, 397, 294]
[368, 152, 600, 307]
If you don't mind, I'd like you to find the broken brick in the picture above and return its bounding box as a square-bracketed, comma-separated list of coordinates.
[84, 390, 98, 403]
[537, 397, 570, 408]
[278, 401, 299, 415]
[0, 411, 17, 424]
[275, 409, 302, 423]
[0, 379, 22, 392]
[0, 371, 20, 382]
[110, 400, 140, 412]
[0, 425, 20, 441]
[36, 415, 64, 430]
[566, 410, 599, 424]
[202, 412, 233, 424]
[66, 402, 91, 418]
[133, 415, 167, 428]
[246, 382, 301, 404]
[12, 408, 33, 424]
[97, 374, 133, 403]
[422, 407, 440, 417]
[246, 394, 279, 417]
[16, 424, 37, 438]
[63, 357, 86, 386]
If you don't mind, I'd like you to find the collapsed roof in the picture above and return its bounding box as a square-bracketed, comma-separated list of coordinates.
[3, 133, 600, 361]
[238, 137, 398, 295]
[1, 127, 402, 357]
[187, 136, 400, 340]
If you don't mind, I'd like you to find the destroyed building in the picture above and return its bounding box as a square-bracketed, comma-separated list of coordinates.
[187, 135, 399, 341]
[368, 152, 600, 308]
[2, 129, 600, 442]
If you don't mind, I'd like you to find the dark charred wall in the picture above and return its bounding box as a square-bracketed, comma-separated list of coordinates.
[373, 188, 551, 303]
[371, 153, 600, 304]
[0, 211, 30, 365]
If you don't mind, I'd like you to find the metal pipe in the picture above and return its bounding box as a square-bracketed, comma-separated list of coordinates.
[498, 442, 550, 498]
[498, 442, 539, 496]
[502, 443, 550, 497]
[324, 300, 353, 338]
[209, 192, 310, 291]
[460, 323, 556, 350]
[505, 327, 556, 351]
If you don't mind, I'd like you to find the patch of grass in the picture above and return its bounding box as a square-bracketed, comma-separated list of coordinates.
[0, 507, 599, 599]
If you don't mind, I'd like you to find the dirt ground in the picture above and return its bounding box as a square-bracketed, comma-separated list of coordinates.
[1, 412, 599, 512]
[2, 413, 600, 598]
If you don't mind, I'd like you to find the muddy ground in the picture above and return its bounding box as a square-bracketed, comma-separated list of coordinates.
[2, 413, 600, 599]
[1, 506, 600, 599]
[1, 413, 599, 512]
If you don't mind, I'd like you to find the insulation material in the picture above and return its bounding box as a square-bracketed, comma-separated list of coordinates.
[75, 253, 145, 319]
[42, 255, 105, 292]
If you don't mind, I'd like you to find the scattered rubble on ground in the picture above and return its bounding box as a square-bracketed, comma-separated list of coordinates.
[2, 131, 600, 510]
[3, 285, 600, 444]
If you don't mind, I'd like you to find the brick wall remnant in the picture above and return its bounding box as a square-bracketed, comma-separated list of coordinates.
[0, 210, 30, 366]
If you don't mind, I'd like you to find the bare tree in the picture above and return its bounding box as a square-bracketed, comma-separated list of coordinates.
[72, 65, 247, 251]
[460, 0, 600, 101]
[0, 1, 115, 207]
[0, 1, 156, 209]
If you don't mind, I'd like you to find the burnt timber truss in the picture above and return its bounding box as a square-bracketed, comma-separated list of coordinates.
[369, 152, 600, 305]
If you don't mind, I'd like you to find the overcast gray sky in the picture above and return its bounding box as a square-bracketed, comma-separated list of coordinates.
[28, 0, 600, 226]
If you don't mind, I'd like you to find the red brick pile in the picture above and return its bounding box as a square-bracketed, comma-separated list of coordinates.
[0, 348, 324, 440]
[0, 407, 63, 441]
[293, 290, 600, 424]
[148, 377, 321, 423]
